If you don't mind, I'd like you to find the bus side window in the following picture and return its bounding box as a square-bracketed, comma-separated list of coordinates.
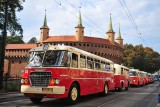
[121, 68, 123, 75]
[101, 61, 105, 71]
[106, 63, 110, 72]
[87, 57, 94, 69]
[114, 68, 116, 74]
[80, 55, 86, 68]
[95, 59, 100, 70]
[71, 53, 78, 68]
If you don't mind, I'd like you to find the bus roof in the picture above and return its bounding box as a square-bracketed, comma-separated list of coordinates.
[114, 64, 129, 70]
[30, 45, 114, 64]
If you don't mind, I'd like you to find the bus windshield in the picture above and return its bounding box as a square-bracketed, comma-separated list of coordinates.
[129, 71, 137, 76]
[27, 50, 71, 67]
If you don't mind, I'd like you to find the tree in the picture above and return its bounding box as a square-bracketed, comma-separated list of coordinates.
[123, 44, 160, 73]
[27, 37, 37, 44]
[0, 0, 23, 36]
[6, 36, 24, 44]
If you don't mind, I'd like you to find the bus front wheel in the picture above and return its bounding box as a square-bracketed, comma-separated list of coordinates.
[67, 83, 79, 104]
[30, 97, 43, 104]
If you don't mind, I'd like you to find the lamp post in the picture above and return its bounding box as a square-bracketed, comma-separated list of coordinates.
[0, 0, 8, 90]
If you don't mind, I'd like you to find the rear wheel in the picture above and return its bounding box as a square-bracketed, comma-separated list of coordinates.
[102, 82, 108, 96]
[67, 83, 79, 104]
[118, 82, 123, 92]
[30, 97, 43, 104]
[125, 87, 128, 91]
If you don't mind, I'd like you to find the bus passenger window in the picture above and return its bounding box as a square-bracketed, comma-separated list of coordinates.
[87, 57, 94, 69]
[106, 64, 110, 72]
[80, 55, 86, 68]
[101, 61, 105, 71]
[95, 59, 100, 70]
[71, 53, 78, 68]
[114, 68, 116, 74]
[121, 68, 123, 75]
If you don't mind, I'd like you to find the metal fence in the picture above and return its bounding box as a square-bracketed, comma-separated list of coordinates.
[3, 76, 21, 92]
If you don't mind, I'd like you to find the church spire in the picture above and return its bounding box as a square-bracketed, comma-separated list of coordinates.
[116, 23, 123, 47]
[106, 13, 115, 44]
[75, 10, 84, 42]
[77, 11, 83, 27]
[40, 10, 50, 42]
[117, 23, 122, 39]
[41, 10, 49, 29]
[108, 13, 114, 32]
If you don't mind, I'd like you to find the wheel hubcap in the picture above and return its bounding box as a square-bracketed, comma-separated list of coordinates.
[71, 87, 78, 101]
[105, 85, 108, 94]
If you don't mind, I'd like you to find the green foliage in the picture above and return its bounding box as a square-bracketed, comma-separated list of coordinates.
[0, 0, 23, 36]
[123, 44, 160, 73]
[6, 36, 24, 44]
[27, 37, 37, 44]
[5, 82, 20, 92]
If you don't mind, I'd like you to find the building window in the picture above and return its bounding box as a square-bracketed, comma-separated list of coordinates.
[19, 61, 21, 64]
[12, 61, 14, 64]
[79, 43, 81, 46]
[83, 43, 86, 46]
[87, 44, 89, 47]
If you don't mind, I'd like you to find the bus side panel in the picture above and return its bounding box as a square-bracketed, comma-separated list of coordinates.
[107, 73, 115, 91]
[114, 75, 121, 88]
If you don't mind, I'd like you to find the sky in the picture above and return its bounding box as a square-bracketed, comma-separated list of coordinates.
[17, 0, 160, 53]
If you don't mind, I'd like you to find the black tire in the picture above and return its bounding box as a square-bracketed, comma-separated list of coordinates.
[30, 97, 43, 104]
[137, 82, 140, 87]
[125, 82, 129, 91]
[118, 87, 122, 92]
[102, 82, 108, 96]
[67, 83, 79, 104]
[118, 82, 123, 92]
[125, 87, 128, 91]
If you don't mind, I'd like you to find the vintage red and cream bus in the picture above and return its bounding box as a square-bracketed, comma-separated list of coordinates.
[114, 64, 130, 91]
[148, 73, 154, 83]
[129, 69, 143, 87]
[21, 45, 115, 104]
[138, 71, 146, 86]
[141, 71, 148, 85]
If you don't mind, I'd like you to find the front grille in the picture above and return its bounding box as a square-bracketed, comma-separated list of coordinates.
[30, 72, 51, 87]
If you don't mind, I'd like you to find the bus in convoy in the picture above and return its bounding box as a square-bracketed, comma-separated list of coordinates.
[129, 69, 143, 87]
[21, 44, 115, 104]
[141, 71, 148, 85]
[138, 70, 145, 86]
[114, 64, 130, 91]
[148, 73, 154, 83]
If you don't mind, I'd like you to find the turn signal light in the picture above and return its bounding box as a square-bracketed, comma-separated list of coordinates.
[21, 78, 29, 85]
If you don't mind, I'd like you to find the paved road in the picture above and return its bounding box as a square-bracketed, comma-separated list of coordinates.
[0, 82, 159, 107]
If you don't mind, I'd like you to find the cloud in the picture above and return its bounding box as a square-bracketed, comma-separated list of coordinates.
[17, 0, 160, 53]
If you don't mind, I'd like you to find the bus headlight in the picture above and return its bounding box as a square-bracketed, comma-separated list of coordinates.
[55, 79, 60, 84]
[50, 79, 60, 85]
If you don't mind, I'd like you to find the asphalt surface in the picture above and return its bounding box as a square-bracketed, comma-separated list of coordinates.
[0, 82, 159, 107]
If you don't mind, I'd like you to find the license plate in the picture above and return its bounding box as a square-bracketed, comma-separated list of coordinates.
[42, 88, 53, 92]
